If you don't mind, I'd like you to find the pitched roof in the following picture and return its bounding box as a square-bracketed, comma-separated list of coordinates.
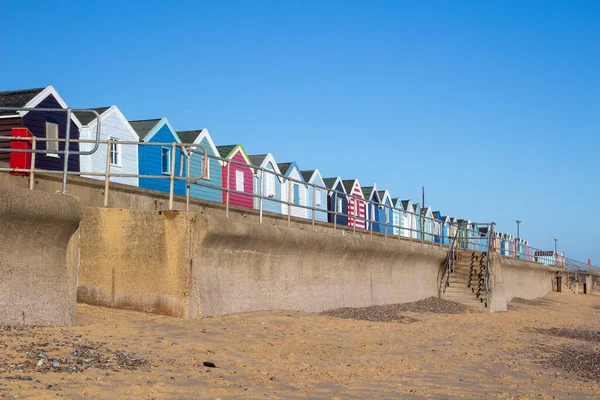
[301, 170, 315, 182]
[0, 87, 45, 116]
[323, 177, 340, 189]
[277, 163, 292, 175]
[401, 200, 411, 210]
[362, 186, 375, 199]
[342, 180, 356, 193]
[129, 119, 161, 140]
[216, 145, 238, 158]
[73, 106, 110, 126]
[248, 154, 268, 167]
[177, 130, 204, 144]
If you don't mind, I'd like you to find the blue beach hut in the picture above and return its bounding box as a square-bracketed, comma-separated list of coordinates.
[324, 177, 348, 226]
[177, 129, 223, 203]
[377, 190, 394, 235]
[131, 118, 185, 196]
[248, 153, 284, 215]
[301, 169, 328, 223]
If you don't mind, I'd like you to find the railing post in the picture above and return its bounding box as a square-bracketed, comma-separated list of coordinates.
[28, 137, 36, 190]
[287, 178, 292, 227]
[168, 142, 176, 210]
[186, 149, 191, 211]
[259, 170, 264, 224]
[103, 140, 112, 207]
[353, 198, 356, 234]
[225, 161, 231, 218]
[384, 205, 388, 239]
[333, 192, 337, 231]
[61, 108, 72, 193]
[370, 203, 373, 237]
[311, 183, 316, 231]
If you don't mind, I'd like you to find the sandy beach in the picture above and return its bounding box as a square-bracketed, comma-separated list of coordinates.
[1, 291, 598, 399]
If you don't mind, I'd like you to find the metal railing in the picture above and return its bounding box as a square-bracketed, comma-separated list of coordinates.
[0, 106, 597, 275]
[440, 229, 460, 298]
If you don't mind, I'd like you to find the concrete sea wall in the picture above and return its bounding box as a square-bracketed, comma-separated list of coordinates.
[489, 254, 560, 312]
[77, 208, 448, 317]
[0, 185, 81, 325]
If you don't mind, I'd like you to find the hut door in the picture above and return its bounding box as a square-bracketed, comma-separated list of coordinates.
[556, 276, 562, 292]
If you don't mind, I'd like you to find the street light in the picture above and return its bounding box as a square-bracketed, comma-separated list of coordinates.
[554, 238, 558, 254]
[516, 220, 521, 239]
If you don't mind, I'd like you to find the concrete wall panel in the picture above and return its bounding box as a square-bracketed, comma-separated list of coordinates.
[0, 185, 81, 325]
[77, 208, 194, 318]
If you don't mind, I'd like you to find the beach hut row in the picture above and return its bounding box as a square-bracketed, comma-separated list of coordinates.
[0, 86, 524, 250]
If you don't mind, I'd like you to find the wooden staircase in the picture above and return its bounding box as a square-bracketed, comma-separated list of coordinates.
[443, 250, 488, 309]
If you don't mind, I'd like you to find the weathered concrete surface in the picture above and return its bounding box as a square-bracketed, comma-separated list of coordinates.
[489, 254, 560, 311]
[193, 214, 447, 317]
[77, 208, 447, 318]
[0, 185, 81, 326]
[77, 208, 194, 318]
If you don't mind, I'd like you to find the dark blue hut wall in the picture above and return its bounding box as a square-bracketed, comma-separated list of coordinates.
[21, 94, 80, 172]
[0, 116, 22, 162]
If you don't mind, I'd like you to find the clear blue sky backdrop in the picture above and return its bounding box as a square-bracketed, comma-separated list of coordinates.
[1, 1, 598, 262]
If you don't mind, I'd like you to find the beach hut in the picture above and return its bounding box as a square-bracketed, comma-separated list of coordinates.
[342, 179, 366, 229]
[131, 118, 185, 196]
[76, 106, 139, 186]
[0, 86, 81, 171]
[421, 206, 435, 242]
[377, 190, 394, 235]
[177, 129, 223, 203]
[362, 186, 383, 232]
[248, 153, 284, 215]
[399, 200, 414, 238]
[301, 169, 328, 223]
[412, 203, 423, 240]
[433, 213, 450, 245]
[217, 144, 254, 209]
[278, 162, 307, 219]
[324, 177, 348, 226]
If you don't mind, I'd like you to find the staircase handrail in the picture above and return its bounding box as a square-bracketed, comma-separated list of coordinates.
[440, 229, 460, 297]
[485, 223, 495, 307]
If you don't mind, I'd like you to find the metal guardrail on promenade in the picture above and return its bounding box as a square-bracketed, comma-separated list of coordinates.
[1, 107, 598, 276]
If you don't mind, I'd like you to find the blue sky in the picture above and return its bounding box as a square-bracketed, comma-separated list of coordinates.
[1, 1, 598, 262]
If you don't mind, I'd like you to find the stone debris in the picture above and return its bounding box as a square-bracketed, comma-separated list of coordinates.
[509, 298, 550, 307]
[320, 297, 473, 322]
[534, 328, 600, 343]
[203, 361, 216, 368]
[539, 344, 600, 382]
[0, 326, 151, 375]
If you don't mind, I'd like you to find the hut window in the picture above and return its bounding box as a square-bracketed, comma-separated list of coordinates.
[161, 147, 171, 174]
[109, 138, 120, 166]
[337, 198, 343, 212]
[265, 172, 275, 197]
[315, 189, 321, 206]
[45, 122, 59, 154]
[235, 170, 244, 191]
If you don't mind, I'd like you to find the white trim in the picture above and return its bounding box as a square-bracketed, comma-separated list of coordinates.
[83, 105, 140, 141]
[109, 136, 122, 167]
[0, 114, 19, 119]
[252, 153, 284, 183]
[20, 86, 68, 117]
[325, 176, 347, 195]
[379, 189, 392, 206]
[144, 118, 181, 143]
[17, 85, 83, 128]
[161, 146, 172, 175]
[192, 129, 224, 167]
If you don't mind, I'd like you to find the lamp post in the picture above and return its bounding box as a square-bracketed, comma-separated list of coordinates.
[516, 220, 521, 240]
[554, 238, 558, 255]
